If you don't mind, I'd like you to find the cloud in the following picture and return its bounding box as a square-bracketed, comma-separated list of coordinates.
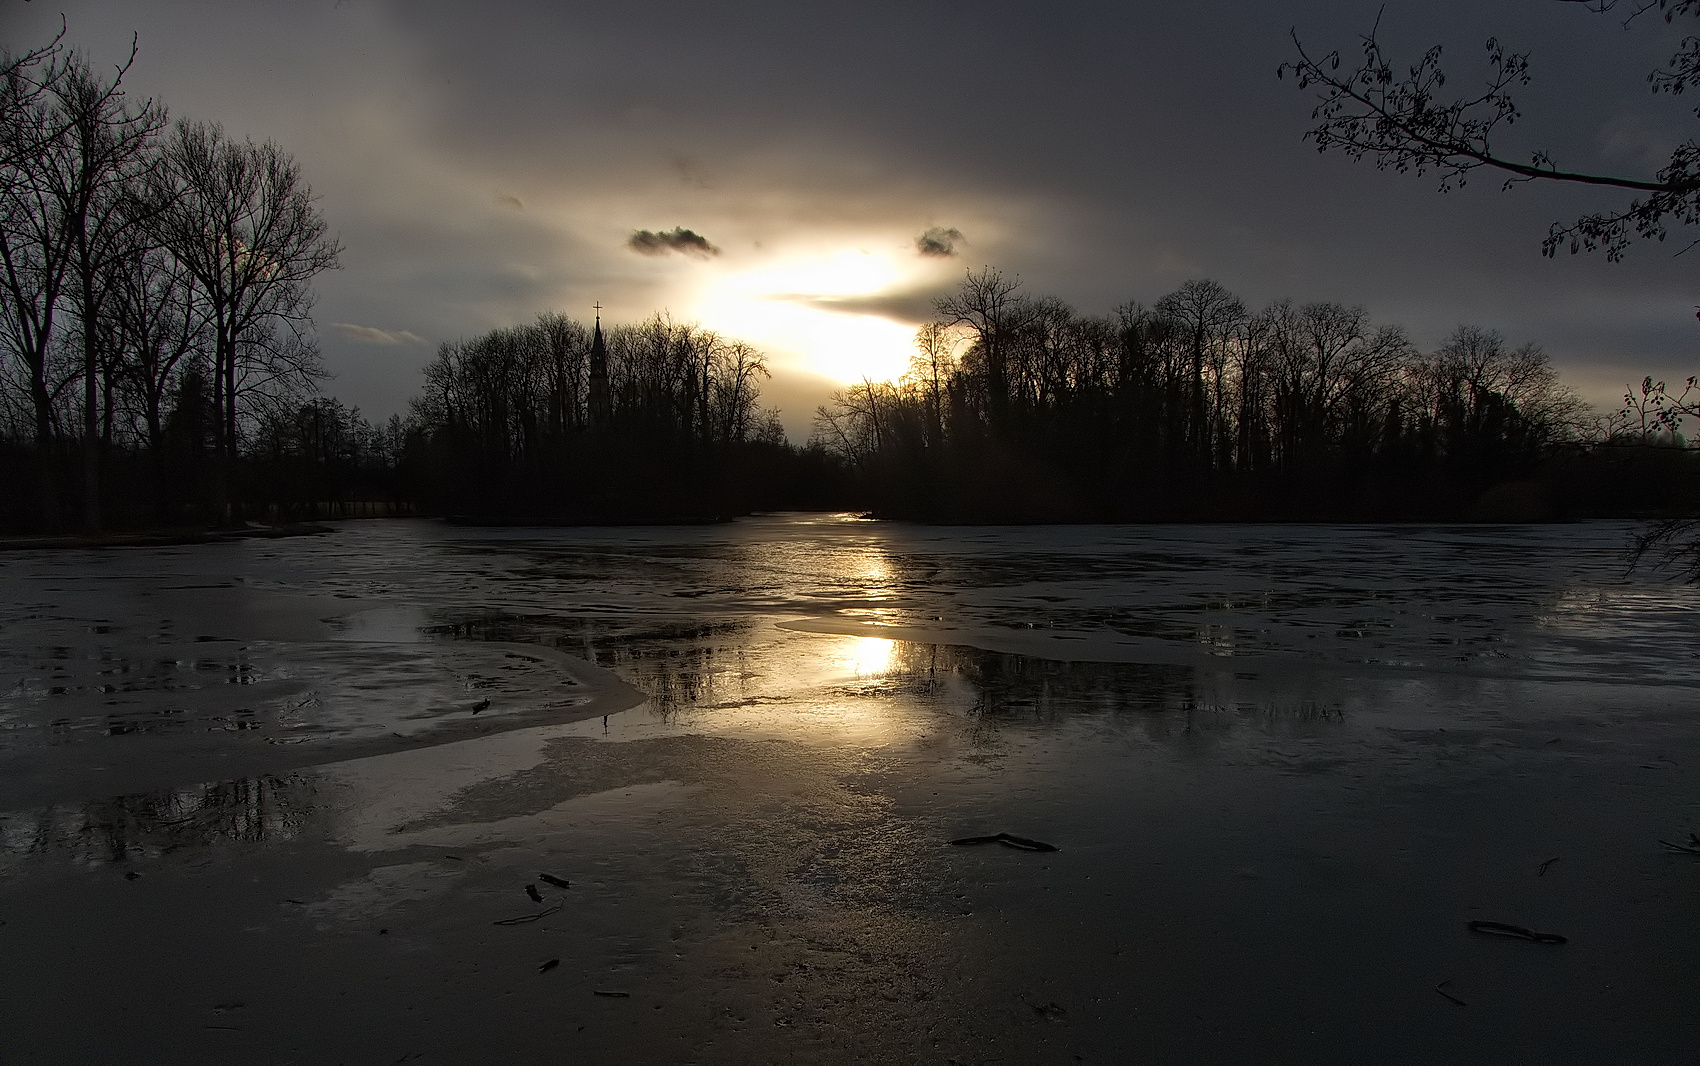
[329, 323, 425, 345]
[770, 283, 957, 323]
[495, 193, 525, 211]
[915, 226, 964, 257]
[628, 226, 721, 258]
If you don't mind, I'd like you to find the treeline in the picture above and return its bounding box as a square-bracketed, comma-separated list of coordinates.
[812, 270, 1700, 521]
[0, 33, 350, 533]
[401, 312, 843, 519]
[10, 32, 1693, 533]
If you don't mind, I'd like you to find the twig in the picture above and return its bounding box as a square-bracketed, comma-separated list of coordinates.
[949, 832, 1059, 853]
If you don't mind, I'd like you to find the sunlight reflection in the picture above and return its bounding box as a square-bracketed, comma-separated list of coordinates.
[844, 548, 897, 600]
[843, 635, 896, 678]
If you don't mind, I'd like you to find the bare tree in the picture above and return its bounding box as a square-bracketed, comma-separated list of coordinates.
[711, 340, 768, 445]
[935, 267, 1029, 430]
[0, 23, 65, 170]
[154, 120, 341, 472]
[909, 321, 958, 449]
[228, 318, 325, 441]
[532, 311, 587, 438]
[812, 380, 893, 474]
[1255, 301, 1408, 468]
[0, 43, 72, 524]
[47, 48, 167, 529]
[1155, 279, 1245, 463]
[1404, 325, 1581, 458]
[0, 31, 365, 530]
[108, 244, 203, 474]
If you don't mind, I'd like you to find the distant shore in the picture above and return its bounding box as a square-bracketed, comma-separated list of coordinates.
[0, 521, 334, 552]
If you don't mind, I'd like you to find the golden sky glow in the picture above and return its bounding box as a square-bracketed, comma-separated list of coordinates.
[687, 244, 938, 385]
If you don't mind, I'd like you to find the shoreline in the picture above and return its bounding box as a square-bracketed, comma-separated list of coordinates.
[0, 521, 336, 552]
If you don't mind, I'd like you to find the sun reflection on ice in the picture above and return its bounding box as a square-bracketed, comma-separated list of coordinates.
[843, 635, 896, 678]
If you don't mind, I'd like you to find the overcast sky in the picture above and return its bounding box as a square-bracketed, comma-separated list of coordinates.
[8, 0, 1699, 438]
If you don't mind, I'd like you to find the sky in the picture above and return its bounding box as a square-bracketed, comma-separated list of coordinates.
[6, 0, 1699, 439]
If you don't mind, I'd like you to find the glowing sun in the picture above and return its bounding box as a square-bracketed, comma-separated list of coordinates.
[691, 245, 932, 384]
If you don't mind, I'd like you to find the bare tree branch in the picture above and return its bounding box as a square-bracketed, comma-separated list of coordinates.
[1280, 3, 1700, 263]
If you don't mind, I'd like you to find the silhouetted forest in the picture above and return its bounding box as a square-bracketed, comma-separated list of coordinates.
[398, 312, 843, 520]
[811, 269, 1700, 522]
[0, 33, 357, 533]
[394, 269, 1699, 526]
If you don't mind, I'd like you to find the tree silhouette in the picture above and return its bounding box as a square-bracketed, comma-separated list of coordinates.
[811, 270, 1620, 522]
[0, 31, 353, 533]
[154, 121, 341, 472]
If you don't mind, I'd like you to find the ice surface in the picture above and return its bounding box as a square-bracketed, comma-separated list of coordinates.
[1, 515, 1697, 1063]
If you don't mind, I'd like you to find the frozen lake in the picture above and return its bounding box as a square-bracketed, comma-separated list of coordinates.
[2, 515, 1697, 1063]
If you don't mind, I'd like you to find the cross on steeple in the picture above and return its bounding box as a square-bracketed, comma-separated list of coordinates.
[592, 301, 602, 326]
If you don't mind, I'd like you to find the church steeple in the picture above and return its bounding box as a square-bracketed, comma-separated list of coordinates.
[588, 302, 611, 430]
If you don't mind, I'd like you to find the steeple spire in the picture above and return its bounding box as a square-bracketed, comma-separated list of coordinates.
[588, 301, 611, 430]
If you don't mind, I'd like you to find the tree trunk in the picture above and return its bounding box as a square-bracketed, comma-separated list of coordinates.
[212, 320, 233, 523]
[31, 369, 59, 532]
[81, 275, 100, 532]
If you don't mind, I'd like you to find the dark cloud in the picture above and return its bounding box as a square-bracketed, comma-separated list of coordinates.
[628, 227, 720, 259]
[915, 227, 964, 257]
[771, 284, 958, 323]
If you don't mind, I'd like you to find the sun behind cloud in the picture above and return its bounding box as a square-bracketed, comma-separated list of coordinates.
[689, 242, 949, 384]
